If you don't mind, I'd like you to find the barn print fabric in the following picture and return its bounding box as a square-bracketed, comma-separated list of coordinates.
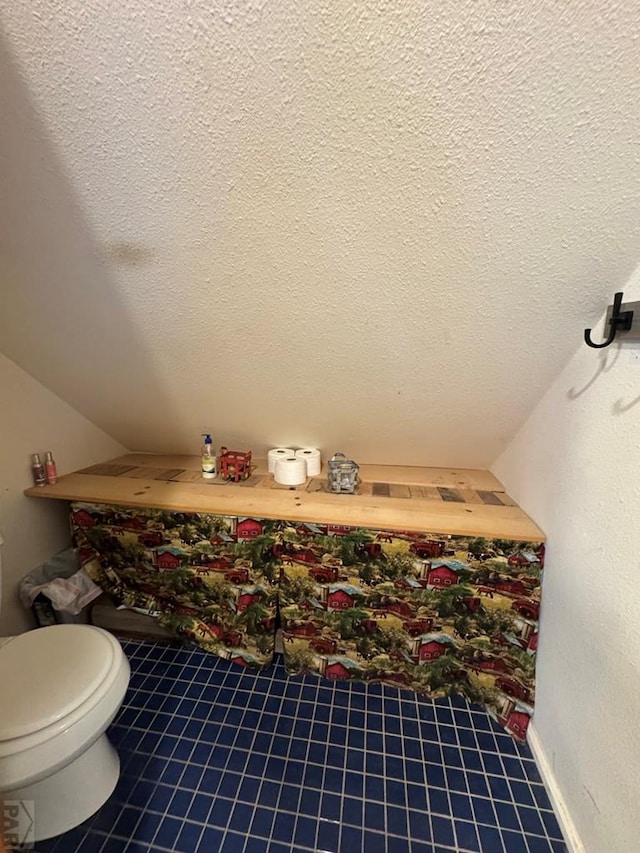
[71, 503, 278, 668]
[71, 503, 542, 739]
[278, 527, 542, 740]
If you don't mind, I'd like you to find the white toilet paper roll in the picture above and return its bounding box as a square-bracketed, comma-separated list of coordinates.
[268, 447, 296, 473]
[274, 457, 307, 486]
[295, 448, 322, 477]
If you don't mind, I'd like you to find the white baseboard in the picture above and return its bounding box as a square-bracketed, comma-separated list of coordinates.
[527, 724, 585, 853]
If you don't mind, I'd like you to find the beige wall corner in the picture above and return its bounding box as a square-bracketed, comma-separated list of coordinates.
[0, 353, 127, 634]
[492, 267, 640, 853]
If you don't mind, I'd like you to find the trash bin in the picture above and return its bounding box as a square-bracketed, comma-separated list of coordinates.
[19, 548, 103, 627]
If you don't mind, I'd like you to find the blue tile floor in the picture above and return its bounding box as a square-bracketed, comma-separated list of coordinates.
[37, 640, 565, 852]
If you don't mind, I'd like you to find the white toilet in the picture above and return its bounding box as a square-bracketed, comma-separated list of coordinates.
[0, 532, 130, 841]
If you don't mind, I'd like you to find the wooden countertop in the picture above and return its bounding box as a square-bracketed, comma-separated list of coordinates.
[24, 453, 545, 542]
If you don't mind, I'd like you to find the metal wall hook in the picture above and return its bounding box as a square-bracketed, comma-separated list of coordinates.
[584, 291, 634, 349]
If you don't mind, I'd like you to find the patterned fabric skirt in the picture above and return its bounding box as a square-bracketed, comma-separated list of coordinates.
[72, 503, 542, 739]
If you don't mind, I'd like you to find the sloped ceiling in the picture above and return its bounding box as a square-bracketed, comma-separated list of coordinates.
[1, 1, 639, 467]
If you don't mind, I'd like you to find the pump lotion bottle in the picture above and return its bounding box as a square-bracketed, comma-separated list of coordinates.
[201, 433, 217, 479]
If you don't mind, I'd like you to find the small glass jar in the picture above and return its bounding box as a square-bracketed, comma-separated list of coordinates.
[327, 452, 359, 494]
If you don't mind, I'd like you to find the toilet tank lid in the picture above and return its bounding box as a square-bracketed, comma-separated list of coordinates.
[0, 625, 119, 741]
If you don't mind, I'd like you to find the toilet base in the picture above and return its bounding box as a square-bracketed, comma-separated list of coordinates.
[8, 733, 120, 841]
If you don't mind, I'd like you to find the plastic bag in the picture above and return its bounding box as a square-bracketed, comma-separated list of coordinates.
[19, 548, 102, 616]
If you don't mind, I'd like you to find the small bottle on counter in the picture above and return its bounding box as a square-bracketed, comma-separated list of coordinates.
[31, 453, 46, 487]
[45, 451, 58, 485]
[201, 433, 217, 479]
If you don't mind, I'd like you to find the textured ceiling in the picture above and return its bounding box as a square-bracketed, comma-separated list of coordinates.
[1, 1, 639, 466]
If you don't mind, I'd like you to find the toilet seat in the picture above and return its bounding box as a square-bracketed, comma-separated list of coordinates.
[0, 623, 130, 839]
[0, 625, 124, 755]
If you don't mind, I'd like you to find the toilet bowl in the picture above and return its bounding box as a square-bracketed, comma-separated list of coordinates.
[0, 623, 130, 841]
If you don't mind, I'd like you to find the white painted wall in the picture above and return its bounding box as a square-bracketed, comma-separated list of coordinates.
[0, 354, 126, 635]
[492, 270, 640, 852]
[1, 2, 640, 465]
